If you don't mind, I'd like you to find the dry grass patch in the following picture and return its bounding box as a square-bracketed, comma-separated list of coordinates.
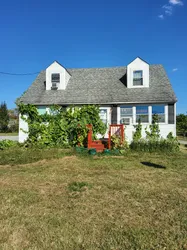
[0, 149, 187, 249]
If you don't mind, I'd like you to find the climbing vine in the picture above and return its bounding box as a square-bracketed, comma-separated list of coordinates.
[18, 103, 107, 147]
[133, 118, 142, 141]
[145, 114, 160, 140]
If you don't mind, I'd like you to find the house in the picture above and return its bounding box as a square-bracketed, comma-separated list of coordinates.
[18, 57, 177, 143]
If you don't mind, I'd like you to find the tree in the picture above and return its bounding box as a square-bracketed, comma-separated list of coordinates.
[0, 102, 9, 132]
[177, 114, 187, 137]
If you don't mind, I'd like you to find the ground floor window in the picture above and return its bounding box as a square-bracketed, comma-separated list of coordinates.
[152, 105, 165, 123]
[136, 106, 149, 123]
[37, 106, 46, 115]
[120, 106, 133, 125]
[99, 109, 108, 125]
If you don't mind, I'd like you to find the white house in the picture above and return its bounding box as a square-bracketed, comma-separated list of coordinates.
[17, 57, 177, 143]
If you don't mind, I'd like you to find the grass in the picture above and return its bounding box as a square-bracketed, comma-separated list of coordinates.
[0, 148, 187, 249]
[178, 136, 187, 141]
[0, 132, 18, 136]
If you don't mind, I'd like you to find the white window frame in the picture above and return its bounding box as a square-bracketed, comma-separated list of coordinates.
[151, 104, 167, 124]
[129, 68, 147, 88]
[118, 104, 167, 125]
[119, 106, 133, 126]
[99, 107, 111, 126]
[133, 70, 143, 86]
[51, 73, 60, 83]
[135, 105, 150, 124]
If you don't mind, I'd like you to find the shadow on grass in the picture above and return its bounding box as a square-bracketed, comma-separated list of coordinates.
[141, 162, 166, 169]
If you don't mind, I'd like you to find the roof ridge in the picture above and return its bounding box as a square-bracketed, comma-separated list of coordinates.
[67, 64, 162, 71]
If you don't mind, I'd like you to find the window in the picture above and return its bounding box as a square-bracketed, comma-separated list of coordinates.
[152, 105, 165, 123]
[120, 106, 133, 125]
[51, 73, 60, 83]
[133, 70, 143, 86]
[168, 104, 174, 124]
[37, 106, 46, 115]
[99, 109, 108, 125]
[136, 106, 149, 123]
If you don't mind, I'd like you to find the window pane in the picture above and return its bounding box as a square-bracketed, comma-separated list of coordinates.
[121, 117, 131, 125]
[136, 106, 148, 115]
[157, 114, 165, 123]
[133, 71, 143, 79]
[120, 106, 133, 125]
[152, 105, 165, 123]
[168, 104, 174, 124]
[37, 106, 46, 115]
[120, 106, 133, 116]
[51, 73, 60, 82]
[133, 79, 143, 86]
[136, 115, 149, 123]
[152, 105, 164, 114]
[133, 71, 143, 86]
[99, 109, 107, 125]
[136, 106, 149, 123]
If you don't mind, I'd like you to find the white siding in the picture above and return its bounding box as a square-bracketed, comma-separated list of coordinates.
[46, 61, 71, 90]
[127, 57, 149, 88]
[19, 114, 28, 143]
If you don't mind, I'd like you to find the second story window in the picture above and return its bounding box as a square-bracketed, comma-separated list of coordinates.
[133, 70, 143, 86]
[51, 73, 60, 84]
[51, 73, 60, 90]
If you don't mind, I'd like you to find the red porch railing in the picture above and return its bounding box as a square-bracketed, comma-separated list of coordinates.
[108, 124, 124, 149]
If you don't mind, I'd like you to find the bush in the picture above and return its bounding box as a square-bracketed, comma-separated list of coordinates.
[130, 138, 179, 153]
[111, 134, 129, 150]
[133, 118, 142, 141]
[8, 123, 19, 133]
[0, 140, 18, 150]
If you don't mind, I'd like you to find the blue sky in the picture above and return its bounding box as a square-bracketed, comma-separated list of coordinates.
[0, 0, 186, 114]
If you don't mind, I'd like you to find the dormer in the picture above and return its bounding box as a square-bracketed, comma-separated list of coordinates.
[46, 61, 71, 90]
[127, 57, 149, 88]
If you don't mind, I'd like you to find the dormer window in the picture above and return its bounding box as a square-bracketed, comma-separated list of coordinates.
[51, 73, 60, 90]
[51, 73, 60, 83]
[133, 70, 143, 86]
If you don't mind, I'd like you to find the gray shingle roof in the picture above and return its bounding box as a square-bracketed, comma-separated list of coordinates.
[18, 65, 177, 105]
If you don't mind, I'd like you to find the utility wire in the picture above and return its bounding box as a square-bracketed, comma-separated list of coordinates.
[0, 71, 40, 76]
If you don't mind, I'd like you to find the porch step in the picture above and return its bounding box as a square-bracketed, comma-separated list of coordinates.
[89, 142, 105, 152]
[91, 140, 103, 145]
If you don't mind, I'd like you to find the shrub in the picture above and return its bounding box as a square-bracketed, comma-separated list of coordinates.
[8, 123, 19, 133]
[145, 114, 160, 140]
[0, 140, 18, 150]
[133, 118, 142, 141]
[111, 134, 129, 151]
[130, 138, 179, 153]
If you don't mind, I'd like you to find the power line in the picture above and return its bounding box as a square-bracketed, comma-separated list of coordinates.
[0, 71, 40, 76]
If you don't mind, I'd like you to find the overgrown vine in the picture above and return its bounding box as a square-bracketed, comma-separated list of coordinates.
[18, 103, 107, 147]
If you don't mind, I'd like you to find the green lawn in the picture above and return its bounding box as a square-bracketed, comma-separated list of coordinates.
[0, 148, 187, 249]
[0, 132, 18, 136]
